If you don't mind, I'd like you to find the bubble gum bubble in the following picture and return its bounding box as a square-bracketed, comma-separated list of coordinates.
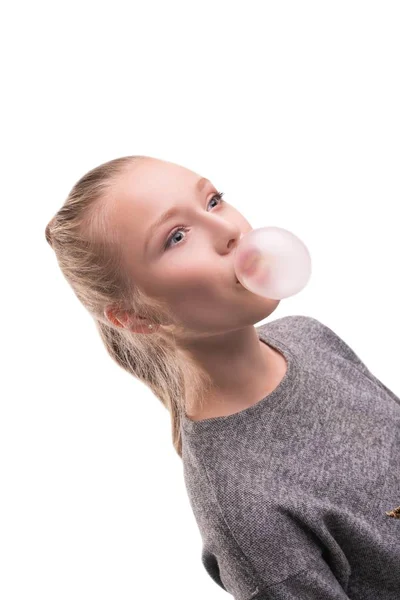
[233, 226, 312, 300]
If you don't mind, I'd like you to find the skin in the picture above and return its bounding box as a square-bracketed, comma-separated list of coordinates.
[104, 158, 287, 419]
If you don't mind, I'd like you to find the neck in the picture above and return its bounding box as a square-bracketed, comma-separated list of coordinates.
[181, 326, 278, 418]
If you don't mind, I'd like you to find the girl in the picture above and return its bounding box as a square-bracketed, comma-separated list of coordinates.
[45, 155, 400, 599]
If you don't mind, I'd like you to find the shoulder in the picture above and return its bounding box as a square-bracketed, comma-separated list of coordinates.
[257, 314, 354, 361]
[257, 314, 325, 342]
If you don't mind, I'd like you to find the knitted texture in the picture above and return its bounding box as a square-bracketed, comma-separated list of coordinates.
[181, 315, 400, 599]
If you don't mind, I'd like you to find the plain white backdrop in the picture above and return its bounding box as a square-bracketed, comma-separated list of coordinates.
[1, 1, 399, 598]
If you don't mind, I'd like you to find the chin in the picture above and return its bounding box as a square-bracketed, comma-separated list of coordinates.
[260, 298, 281, 319]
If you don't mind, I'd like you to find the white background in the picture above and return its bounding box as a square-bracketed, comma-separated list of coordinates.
[1, 1, 399, 598]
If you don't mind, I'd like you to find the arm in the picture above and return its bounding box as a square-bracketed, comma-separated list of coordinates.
[250, 559, 352, 599]
[202, 549, 352, 600]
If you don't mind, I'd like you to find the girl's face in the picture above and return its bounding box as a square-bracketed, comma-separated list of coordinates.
[108, 158, 279, 340]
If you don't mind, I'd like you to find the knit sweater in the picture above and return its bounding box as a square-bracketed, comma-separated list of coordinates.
[180, 315, 400, 599]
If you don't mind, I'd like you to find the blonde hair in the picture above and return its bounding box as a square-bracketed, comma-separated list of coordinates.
[44, 155, 213, 458]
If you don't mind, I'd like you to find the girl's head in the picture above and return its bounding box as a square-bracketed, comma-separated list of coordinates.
[45, 156, 278, 457]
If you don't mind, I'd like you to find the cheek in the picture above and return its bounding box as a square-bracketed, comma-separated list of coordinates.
[165, 260, 219, 287]
[162, 270, 225, 310]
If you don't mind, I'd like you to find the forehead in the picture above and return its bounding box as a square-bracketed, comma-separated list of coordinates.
[105, 159, 205, 261]
[114, 159, 200, 203]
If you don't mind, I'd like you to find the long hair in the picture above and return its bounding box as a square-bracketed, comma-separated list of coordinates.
[44, 155, 213, 458]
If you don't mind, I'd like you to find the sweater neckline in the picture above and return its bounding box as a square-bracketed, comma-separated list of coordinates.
[181, 327, 299, 434]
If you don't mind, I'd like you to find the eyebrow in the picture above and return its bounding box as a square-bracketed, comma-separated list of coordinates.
[144, 177, 210, 254]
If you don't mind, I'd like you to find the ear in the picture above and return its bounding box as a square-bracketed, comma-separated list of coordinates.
[104, 306, 129, 328]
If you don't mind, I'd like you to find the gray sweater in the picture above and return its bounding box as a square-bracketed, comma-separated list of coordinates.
[180, 315, 400, 599]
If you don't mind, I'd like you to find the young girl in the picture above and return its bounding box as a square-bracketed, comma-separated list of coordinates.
[45, 155, 400, 599]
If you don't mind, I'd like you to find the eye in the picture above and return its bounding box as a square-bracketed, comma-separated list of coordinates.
[163, 192, 225, 250]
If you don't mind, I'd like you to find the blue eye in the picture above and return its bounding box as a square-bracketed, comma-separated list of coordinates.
[163, 192, 225, 250]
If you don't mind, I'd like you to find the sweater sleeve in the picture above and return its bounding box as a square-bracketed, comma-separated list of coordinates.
[202, 548, 352, 600]
[250, 559, 352, 599]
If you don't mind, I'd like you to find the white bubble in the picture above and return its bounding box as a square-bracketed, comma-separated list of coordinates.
[233, 226, 312, 300]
